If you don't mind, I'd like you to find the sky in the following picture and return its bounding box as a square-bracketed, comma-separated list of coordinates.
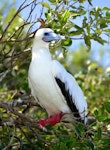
[15, 0, 110, 67]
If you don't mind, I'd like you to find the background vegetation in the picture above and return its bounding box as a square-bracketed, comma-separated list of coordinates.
[0, 0, 110, 149]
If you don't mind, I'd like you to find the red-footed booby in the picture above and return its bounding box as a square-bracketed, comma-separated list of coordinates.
[28, 28, 88, 128]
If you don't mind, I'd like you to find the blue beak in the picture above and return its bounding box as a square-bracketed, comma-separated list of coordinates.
[42, 32, 65, 42]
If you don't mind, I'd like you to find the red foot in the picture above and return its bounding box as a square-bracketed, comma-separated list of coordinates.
[38, 112, 63, 128]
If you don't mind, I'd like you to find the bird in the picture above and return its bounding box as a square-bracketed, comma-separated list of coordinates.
[28, 28, 88, 128]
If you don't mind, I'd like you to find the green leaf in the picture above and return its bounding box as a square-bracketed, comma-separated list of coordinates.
[72, 23, 82, 30]
[40, 2, 50, 9]
[75, 122, 85, 134]
[59, 142, 68, 150]
[91, 34, 107, 45]
[97, 127, 102, 140]
[102, 138, 110, 149]
[78, 0, 86, 3]
[83, 140, 94, 149]
[78, 6, 86, 15]
[69, 29, 84, 36]
[61, 10, 70, 23]
[106, 11, 110, 17]
[84, 35, 91, 48]
[71, 9, 86, 17]
[103, 29, 110, 33]
[45, 10, 51, 20]
[61, 37, 72, 46]
[99, 18, 108, 28]
[103, 7, 109, 11]
[94, 109, 98, 116]
[49, 0, 56, 3]
[83, 16, 87, 27]
[95, 37, 107, 45]
[104, 102, 110, 113]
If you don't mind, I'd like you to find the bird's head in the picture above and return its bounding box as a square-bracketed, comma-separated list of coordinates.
[34, 28, 64, 48]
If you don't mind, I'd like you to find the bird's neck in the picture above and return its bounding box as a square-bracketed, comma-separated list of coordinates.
[32, 41, 52, 61]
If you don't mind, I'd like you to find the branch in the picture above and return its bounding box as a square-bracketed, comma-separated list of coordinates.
[0, 97, 40, 128]
[0, 0, 38, 41]
[0, 97, 52, 147]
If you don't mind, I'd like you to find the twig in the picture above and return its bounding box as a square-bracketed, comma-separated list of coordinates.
[0, 96, 40, 108]
[0, 0, 36, 41]
[18, 126, 33, 144]
[0, 100, 39, 125]
[30, 128, 48, 143]
[0, 69, 11, 82]
[2, 125, 15, 150]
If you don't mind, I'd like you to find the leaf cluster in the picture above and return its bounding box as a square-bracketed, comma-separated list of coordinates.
[40, 0, 110, 49]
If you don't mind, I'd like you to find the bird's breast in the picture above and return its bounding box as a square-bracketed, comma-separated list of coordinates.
[28, 59, 70, 116]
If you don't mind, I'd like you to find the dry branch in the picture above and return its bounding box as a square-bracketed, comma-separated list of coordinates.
[0, 95, 53, 148]
[0, 92, 42, 131]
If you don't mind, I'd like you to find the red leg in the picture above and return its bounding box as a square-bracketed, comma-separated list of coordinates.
[38, 112, 63, 128]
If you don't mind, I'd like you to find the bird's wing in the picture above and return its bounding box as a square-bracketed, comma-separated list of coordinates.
[52, 60, 88, 123]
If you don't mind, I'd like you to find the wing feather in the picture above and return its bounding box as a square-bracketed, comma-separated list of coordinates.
[52, 60, 88, 123]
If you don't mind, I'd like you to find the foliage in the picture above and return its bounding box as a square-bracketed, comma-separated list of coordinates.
[43, 0, 110, 48]
[0, 0, 110, 149]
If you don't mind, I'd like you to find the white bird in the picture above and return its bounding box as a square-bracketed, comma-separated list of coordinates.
[28, 28, 88, 128]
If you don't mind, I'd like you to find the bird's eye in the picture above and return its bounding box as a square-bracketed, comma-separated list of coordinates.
[44, 32, 49, 36]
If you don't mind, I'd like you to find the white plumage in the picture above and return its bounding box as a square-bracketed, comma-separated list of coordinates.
[28, 28, 88, 126]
